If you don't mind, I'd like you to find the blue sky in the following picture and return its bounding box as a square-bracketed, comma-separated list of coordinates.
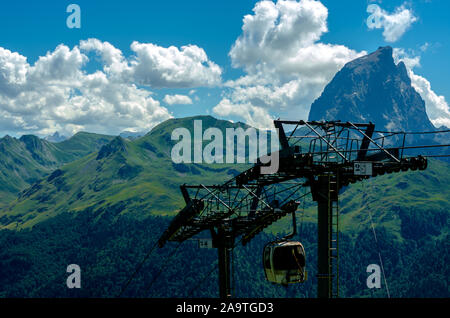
[0, 0, 449, 137]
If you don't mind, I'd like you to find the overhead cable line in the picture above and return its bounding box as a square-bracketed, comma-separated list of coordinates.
[362, 180, 391, 298]
[147, 242, 183, 297]
[118, 239, 160, 297]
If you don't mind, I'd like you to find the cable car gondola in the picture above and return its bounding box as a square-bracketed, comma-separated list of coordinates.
[262, 211, 307, 285]
[263, 240, 307, 285]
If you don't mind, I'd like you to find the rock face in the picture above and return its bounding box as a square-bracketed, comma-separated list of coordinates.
[308, 46, 435, 132]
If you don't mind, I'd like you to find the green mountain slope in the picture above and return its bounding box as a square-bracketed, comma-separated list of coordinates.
[55, 132, 116, 158]
[338, 158, 450, 240]
[0, 116, 250, 229]
[0, 132, 115, 209]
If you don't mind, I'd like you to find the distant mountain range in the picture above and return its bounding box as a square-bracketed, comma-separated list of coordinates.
[0, 116, 251, 228]
[0, 132, 114, 209]
[42, 130, 146, 144]
[119, 130, 146, 140]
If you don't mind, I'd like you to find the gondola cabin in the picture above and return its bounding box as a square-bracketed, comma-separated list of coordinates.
[263, 241, 307, 285]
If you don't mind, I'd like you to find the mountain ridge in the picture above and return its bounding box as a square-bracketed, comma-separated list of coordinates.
[0, 116, 253, 228]
[0, 131, 115, 209]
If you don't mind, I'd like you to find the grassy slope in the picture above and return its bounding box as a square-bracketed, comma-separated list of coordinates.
[0, 132, 115, 209]
[0, 116, 250, 229]
[338, 159, 450, 240]
[55, 132, 115, 157]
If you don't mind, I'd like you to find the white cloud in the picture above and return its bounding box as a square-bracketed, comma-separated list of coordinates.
[163, 94, 193, 105]
[128, 42, 222, 88]
[0, 48, 28, 83]
[393, 48, 450, 128]
[366, 3, 417, 42]
[392, 48, 421, 69]
[31, 44, 87, 83]
[409, 72, 450, 128]
[0, 39, 223, 136]
[214, 0, 365, 128]
[212, 98, 274, 129]
[79, 38, 128, 76]
[229, 0, 329, 71]
[79, 39, 222, 88]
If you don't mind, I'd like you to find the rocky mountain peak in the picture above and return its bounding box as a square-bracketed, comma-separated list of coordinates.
[308, 46, 435, 133]
[45, 131, 67, 143]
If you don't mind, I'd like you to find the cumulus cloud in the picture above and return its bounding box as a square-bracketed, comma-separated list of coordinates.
[0, 47, 29, 97]
[393, 48, 450, 128]
[410, 73, 450, 128]
[163, 94, 193, 105]
[392, 47, 421, 69]
[212, 98, 274, 129]
[214, 0, 365, 128]
[0, 39, 222, 136]
[79, 38, 128, 76]
[366, 3, 417, 42]
[79, 39, 222, 88]
[229, 0, 328, 71]
[128, 42, 221, 88]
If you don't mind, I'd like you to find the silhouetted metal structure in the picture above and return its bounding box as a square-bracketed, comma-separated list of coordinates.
[158, 119, 429, 298]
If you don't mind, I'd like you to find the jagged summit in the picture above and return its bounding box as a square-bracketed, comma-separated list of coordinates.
[308, 46, 435, 132]
[45, 131, 67, 143]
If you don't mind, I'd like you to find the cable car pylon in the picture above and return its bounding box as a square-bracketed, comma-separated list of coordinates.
[158, 119, 432, 299]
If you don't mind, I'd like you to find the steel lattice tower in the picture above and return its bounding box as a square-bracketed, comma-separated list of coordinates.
[158, 120, 428, 298]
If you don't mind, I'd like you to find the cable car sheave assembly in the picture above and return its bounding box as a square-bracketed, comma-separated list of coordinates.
[158, 120, 429, 299]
